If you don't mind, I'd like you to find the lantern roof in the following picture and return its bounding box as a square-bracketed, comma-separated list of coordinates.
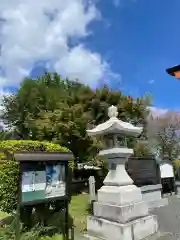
[87, 105, 143, 137]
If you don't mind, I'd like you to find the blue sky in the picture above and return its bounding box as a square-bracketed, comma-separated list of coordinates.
[91, 0, 180, 109]
[0, 0, 180, 111]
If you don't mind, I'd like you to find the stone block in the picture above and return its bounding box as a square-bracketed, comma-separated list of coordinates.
[97, 185, 142, 206]
[133, 215, 158, 240]
[87, 214, 158, 240]
[141, 185, 162, 202]
[141, 184, 169, 209]
[93, 201, 148, 223]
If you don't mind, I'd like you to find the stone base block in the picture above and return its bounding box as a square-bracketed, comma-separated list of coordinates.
[84, 231, 172, 240]
[93, 201, 148, 223]
[87, 215, 158, 240]
[98, 185, 142, 205]
[140, 184, 169, 209]
[141, 185, 162, 202]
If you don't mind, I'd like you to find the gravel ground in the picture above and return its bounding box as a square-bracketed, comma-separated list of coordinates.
[149, 195, 180, 240]
[76, 195, 180, 240]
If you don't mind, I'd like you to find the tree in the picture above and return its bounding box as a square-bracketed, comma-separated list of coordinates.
[147, 111, 180, 159]
[31, 104, 100, 164]
[1, 72, 149, 165]
[1, 73, 69, 139]
[133, 140, 152, 157]
[0, 124, 14, 140]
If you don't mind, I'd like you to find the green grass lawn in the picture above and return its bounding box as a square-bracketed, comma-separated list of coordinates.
[41, 193, 89, 239]
[0, 211, 10, 219]
[39, 235, 63, 240]
[40, 193, 89, 239]
[69, 193, 89, 232]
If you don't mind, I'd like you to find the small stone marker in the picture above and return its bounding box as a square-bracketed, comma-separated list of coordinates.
[89, 176, 96, 203]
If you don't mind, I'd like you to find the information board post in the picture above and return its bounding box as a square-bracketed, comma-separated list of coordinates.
[15, 187, 21, 240]
[65, 161, 69, 240]
[14, 152, 73, 240]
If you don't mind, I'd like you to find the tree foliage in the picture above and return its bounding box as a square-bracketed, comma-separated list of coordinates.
[1, 72, 150, 163]
[147, 111, 180, 159]
[133, 140, 152, 157]
[0, 129, 13, 140]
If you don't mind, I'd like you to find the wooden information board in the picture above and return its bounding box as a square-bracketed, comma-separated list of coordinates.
[14, 152, 73, 240]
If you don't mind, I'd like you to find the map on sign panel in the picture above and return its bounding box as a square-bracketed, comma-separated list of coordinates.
[21, 164, 66, 203]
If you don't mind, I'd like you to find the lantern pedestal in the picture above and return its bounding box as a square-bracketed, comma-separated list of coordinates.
[87, 182, 158, 240]
[87, 215, 158, 240]
[87, 153, 158, 240]
[86, 106, 158, 240]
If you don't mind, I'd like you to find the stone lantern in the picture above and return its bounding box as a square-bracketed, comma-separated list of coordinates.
[86, 105, 158, 240]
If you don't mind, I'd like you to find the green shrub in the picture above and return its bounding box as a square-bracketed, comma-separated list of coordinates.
[0, 140, 69, 214]
[173, 158, 180, 175]
[0, 223, 64, 240]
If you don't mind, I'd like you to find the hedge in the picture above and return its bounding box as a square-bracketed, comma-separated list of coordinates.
[0, 140, 70, 214]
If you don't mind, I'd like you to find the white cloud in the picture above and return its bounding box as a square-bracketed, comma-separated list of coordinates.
[0, 0, 118, 89]
[54, 45, 110, 86]
[0, 76, 7, 87]
[148, 79, 155, 84]
[113, 0, 137, 7]
[113, 0, 121, 7]
[148, 106, 168, 117]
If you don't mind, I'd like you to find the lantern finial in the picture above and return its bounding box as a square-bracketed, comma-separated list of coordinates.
[108, 105, 118, 118]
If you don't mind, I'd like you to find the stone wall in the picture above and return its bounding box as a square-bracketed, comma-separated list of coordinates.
[126, 157, 161, 187]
